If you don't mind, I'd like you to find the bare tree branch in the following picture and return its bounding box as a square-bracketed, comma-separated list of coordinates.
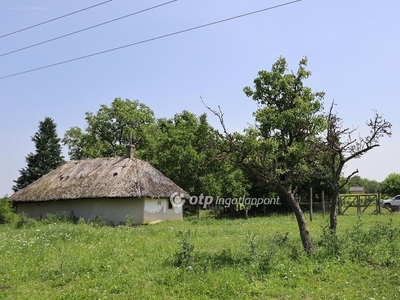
[323, 100, 392, 232]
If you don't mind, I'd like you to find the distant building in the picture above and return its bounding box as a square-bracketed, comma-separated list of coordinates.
[349, 186, 364, 194]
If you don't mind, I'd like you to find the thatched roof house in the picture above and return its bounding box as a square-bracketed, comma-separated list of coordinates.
[11, 147, 189, 224]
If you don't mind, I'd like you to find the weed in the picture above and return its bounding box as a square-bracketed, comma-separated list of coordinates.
[174, 230, 196, 269]
[316, 224, 342, 259]
[124, 215, 135, 227]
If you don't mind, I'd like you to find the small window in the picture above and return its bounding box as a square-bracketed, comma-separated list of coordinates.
[168, 200, 173, 209]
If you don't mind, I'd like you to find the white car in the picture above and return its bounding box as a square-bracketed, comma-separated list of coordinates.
[381, 195, 400, 208]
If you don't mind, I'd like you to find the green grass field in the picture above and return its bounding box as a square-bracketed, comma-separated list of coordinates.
[1, 210, 399, 299]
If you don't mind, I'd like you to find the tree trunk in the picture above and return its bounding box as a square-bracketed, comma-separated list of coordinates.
[329, 188, 339, 233]
[280, 187, 315, 255]
[291, 199, 315, 255]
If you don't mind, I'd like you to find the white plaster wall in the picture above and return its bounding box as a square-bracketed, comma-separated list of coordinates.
[143, 198, 182, 223]
[16, 198, 144, 224]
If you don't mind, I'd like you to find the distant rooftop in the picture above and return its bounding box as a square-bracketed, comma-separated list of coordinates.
[349, 186, 364, 194]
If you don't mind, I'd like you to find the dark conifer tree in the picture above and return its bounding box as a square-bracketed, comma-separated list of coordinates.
[13, 117, 64, 192]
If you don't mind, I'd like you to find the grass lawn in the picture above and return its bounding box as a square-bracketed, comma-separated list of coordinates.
[1, 210, 399, 299]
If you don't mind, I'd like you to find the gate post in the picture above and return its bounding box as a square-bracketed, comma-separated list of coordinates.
[377, 191, 381, 214]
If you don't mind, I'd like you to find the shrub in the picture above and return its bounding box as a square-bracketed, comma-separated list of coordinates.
[91, 216, 107, 227]
[0, 196, 16, 224]
[39, 212, 79, 224]
[15, 212, 37, 229]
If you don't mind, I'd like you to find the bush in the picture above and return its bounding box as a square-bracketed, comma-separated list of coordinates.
[39, 212, 79, 224]
[15, 212, 37, 229]
[91, 216, 107, 227]
[0, 196, 16, 224]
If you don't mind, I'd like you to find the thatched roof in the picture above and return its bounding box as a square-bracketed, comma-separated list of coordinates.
[10, 157, 189, 202]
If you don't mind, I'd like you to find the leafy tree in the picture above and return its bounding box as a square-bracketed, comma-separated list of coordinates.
[64, 100, 249, 200]
[207, 57, 326, 254]
[381, 173, 400, 198]
[322, 102, 391, 232]
[365, 179, 380, 194]
[143, 111, 249, 198]
[13, 117, 64, 192]
[63, 98, 155, 159]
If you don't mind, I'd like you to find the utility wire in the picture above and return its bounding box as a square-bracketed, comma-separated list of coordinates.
[0, 185, 10, 195]
[0, 0, 177, 57]
[0, 0, 301, 80]
[0, 0, 113, 39]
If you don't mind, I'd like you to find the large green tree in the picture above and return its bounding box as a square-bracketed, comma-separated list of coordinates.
[63, 100, 249, 199]
[208, 57, 326, 254]
[63, 98, 155, 159]
[381, 173, 400, 198]
[13, 117, 64, 192]
[143, 110, 249, 198]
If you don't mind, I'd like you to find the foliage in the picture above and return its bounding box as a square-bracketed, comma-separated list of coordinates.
[38, 212, 79, 225]
[0, 197, 16, 224]
[63, 101, 249, 201]
[317, 217, 400, 267]
[91, 216, 107, 227]
[124, 215, 135, 227]
[208, 56, 326, 253]
[63, 98, 155, 159]
[242, 57, 326, 186]
[143, 110, 250, 197]
[13, 117, 64, 192]
[381, 173, 400, 198]
[15, 212, 38, 229]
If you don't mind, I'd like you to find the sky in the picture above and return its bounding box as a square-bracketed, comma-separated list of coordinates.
[0, 0, 399, 196]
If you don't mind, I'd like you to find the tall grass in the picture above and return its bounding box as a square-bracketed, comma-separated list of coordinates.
[0, 212, 399, 299]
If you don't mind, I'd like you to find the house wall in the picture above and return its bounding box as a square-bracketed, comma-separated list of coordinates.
[16, 198, 145, 225]
[143, 198, 182, 223]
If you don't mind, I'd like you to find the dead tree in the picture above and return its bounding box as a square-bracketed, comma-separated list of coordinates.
[324, 101, 392, 232]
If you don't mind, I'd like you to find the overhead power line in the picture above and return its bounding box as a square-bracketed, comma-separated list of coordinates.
[0, 185, 10, 195]
[0, 0, 113, 39]
[0, 0, 177, 57]
[0, 0, 301, 80]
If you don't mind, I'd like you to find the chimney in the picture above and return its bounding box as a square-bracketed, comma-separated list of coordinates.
[126, 131, 135, 159]
[126, 144, 135, 159]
